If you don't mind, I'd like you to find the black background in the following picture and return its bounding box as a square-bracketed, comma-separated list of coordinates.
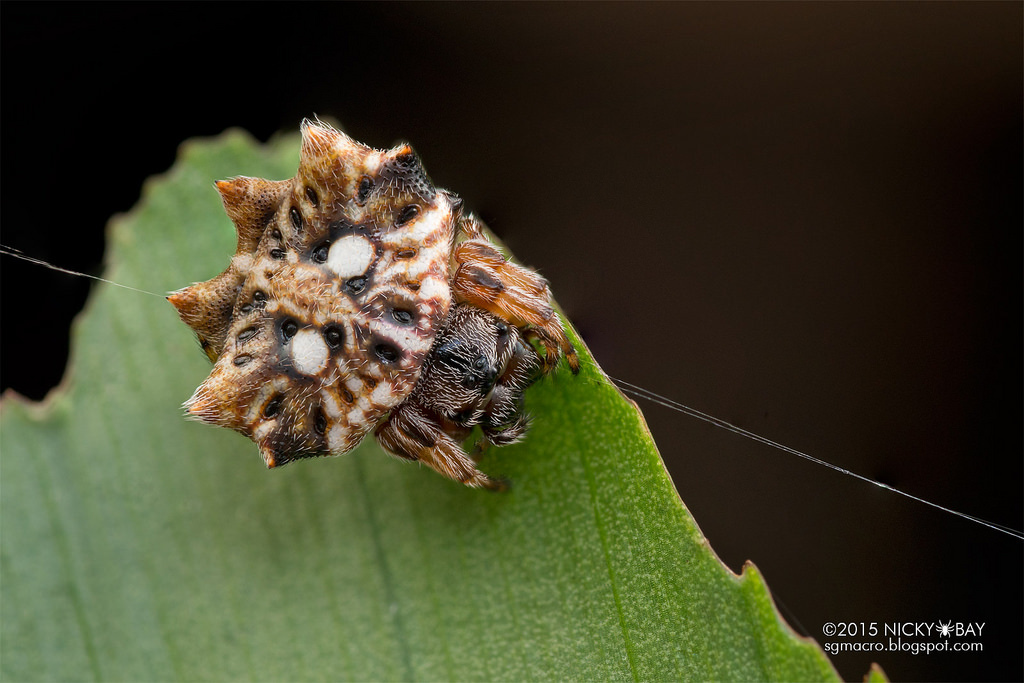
[2, 3, 1021, 681]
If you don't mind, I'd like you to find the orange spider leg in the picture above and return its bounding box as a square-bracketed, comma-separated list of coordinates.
[451, 223, 579, 374]
[375, 403, 507, 491]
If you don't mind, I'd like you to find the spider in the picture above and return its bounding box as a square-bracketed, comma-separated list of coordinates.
[169, 120, 578, 489]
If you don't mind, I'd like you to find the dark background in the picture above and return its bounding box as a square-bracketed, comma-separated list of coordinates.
[2, 3, 1020, 680]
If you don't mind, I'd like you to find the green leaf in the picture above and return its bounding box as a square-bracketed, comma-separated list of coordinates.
[1, 129, 843, 681]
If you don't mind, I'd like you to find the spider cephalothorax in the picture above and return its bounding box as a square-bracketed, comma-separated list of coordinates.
[170, 120, 577, 488]
[376, 304, 541, 489]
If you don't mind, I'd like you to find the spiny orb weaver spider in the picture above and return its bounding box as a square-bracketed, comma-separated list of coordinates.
[169, 120, 578, 490]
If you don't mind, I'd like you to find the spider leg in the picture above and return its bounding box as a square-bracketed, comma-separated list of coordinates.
[375, 403, 506, 491]
[451, 230, 579, 375]
[482, 411, 532, 447]
[522, 327, 566, 375]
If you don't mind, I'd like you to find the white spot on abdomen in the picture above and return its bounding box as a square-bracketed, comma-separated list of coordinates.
[327, 235, 375, 279]
[369, 319, 432, 356]
[252, 421, 275, 441]
[291, 328, 329, 375]
[417, 276, 449, 303]
[346, 406, 365, 429]
[383, 204, 446, 245]
[371, 380, 401, 408]
[327, 424, 349, 453]
[320, 388, 343, 419]
[400, 243, 447, 281]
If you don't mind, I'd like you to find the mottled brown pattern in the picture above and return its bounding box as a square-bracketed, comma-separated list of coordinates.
[171, 120, 577, 486]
